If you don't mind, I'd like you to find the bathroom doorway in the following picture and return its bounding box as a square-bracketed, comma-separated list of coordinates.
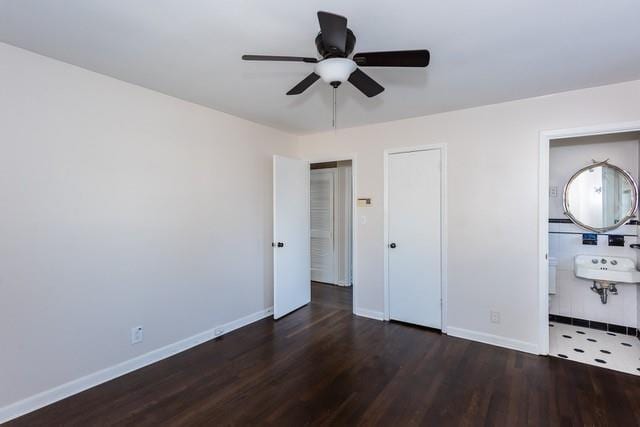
[310, 159, 354, 312]
[539, 123, 640, 375]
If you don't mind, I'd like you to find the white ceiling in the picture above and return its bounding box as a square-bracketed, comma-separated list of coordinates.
[2, 1, 640, 134]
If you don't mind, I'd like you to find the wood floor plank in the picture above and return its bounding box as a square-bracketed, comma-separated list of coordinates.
[7, 283, 640, 426]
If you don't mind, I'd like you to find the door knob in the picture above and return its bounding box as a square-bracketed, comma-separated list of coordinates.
[389, 243, 396, 248]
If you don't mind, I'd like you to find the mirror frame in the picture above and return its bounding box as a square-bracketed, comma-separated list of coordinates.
[562, 160, 638, 233]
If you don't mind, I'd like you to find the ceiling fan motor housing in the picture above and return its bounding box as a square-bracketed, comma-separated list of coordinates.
[315, 29, 356, 58]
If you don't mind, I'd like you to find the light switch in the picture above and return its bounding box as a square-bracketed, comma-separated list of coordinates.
[360, 215, 367, 225]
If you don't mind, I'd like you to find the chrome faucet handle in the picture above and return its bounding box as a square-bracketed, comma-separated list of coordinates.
[601, 258, 607, 264]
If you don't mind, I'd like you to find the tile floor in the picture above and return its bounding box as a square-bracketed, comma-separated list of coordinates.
[549, 321, 640, 376]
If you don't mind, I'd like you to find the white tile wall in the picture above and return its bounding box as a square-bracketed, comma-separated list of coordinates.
[549, 223, 638, 327]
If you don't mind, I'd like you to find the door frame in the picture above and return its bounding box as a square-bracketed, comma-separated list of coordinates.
[537, 120, 640, 354]
[306, 154, 358, 314]
[383, 144, 448, 332]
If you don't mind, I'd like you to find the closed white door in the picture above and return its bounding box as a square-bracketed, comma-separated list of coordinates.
[273, 155, 310, 319]
[388, 149, 442, 328]
[310, 169, 335, 284]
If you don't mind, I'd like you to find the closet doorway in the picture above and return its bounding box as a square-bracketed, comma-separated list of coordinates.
[310, 160, 353, 311]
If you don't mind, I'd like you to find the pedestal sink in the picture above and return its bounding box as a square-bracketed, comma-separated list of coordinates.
[574, 255, 640, 283]
[574, 255, 640, 303]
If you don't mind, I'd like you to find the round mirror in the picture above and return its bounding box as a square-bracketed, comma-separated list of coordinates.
[563, 161, 638, 232]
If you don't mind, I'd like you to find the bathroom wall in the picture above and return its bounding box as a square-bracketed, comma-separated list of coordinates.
[549, 133, 640, 219]
[549, 134, 640, 327]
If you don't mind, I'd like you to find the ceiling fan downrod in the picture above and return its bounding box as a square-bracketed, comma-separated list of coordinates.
[332, 86, 337, 129]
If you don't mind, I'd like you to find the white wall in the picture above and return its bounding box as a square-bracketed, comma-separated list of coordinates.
[297, 79, 640, 352]
[0, 43, 297, 409]
[548, 135, 639, 327]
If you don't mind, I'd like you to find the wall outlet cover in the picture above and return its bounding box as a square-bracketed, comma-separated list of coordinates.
[490, 311, 501, 324]
[131, 326, 144, 344]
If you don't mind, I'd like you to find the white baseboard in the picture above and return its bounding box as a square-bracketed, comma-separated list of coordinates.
[447, 326, 538, 355]
[0, 306, 274, 424]
[354, 307, 385, 321]
[335, 281, 352, 287]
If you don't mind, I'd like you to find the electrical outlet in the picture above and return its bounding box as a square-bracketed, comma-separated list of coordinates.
[131, 326, 143, 344]
[490, 311, 501, 324]
[214, 327, 224, 337]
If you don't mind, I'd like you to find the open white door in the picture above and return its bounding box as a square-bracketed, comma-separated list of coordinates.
[273, 155, 310, 319]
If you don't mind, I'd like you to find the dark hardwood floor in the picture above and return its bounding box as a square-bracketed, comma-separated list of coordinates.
[311, 281, 352, 311]
[9, 283, 640, 426]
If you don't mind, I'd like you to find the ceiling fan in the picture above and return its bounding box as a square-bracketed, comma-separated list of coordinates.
[242, 11, 430, 98]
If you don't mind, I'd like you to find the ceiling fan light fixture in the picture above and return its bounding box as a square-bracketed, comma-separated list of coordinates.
[314, 58, 357, 84]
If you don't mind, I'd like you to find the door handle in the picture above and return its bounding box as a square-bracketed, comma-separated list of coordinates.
[272, 242, 285, 248]
[389, 243, 396, 249]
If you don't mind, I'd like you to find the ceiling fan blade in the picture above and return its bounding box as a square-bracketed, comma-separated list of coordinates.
[242, 55, 318, 63]
[286, 73, 321, 95]
[348, 69, 384, 97]
[353, 50, 430, 67]
[317, 11, 347, 54]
